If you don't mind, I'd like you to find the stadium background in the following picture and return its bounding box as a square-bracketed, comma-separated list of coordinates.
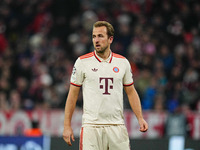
[0, 0, 200, 150]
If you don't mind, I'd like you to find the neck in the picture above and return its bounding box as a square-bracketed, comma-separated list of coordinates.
[96, 49, 111, 60]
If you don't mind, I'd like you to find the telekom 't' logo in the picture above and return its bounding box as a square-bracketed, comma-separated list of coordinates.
[99, 77, 113, 95]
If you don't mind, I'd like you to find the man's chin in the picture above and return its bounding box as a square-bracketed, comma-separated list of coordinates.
[95, 48, 104, 53]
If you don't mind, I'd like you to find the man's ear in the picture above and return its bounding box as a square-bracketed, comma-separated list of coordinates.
[109, 36, 114, 44]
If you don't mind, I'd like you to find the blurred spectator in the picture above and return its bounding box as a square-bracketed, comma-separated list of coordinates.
[196, 99, 200, 113]
[153, 94, 165, 112]
[16, 77, 34, 110]
[142, 77, 157, 110]
[9, 90, 21, 111]
[0, 20, 8, 54]
[135, 68, 152, 97]
[0, 91, 9, 111]
[158, 44, 174, 76]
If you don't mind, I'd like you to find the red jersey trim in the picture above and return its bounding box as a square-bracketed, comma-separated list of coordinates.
[113, 53, 126, 59]
[109, 52, 113, 63]
[94, 51, 113, 63]
[70, 82, 82, 87]
[94, 51, 101, 62]
[80, 127, 83, 150]
[80, 52, 94, 60]
[123, 82, 134, 86]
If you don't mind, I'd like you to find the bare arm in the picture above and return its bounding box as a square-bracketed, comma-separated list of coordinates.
[63, 84, 81, 146]
[124, 85, 148, 132]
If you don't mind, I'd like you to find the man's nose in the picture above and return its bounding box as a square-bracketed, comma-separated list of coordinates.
[94, 37, 99, 43]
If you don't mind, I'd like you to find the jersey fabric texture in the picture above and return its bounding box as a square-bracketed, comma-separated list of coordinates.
[70, 51, 134, 125]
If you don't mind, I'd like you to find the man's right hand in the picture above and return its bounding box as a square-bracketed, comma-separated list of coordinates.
[63, 126, 75, 146]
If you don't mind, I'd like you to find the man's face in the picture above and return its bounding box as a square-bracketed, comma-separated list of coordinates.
[92, 26, 113, 53]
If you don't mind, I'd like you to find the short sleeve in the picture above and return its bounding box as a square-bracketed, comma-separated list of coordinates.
[123, 59, 134, 86]
[70, 58, 84, 87]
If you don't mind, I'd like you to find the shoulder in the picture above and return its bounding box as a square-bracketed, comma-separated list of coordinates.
[74, 52, 94, 66]
[79, 52, 94, 60]
[112, 52, 130, 66]
[112, 53, 126, 59]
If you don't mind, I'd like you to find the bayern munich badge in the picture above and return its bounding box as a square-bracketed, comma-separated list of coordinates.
[113, 67, 119, 73]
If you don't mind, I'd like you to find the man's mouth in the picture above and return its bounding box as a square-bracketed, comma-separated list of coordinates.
[96, 44, 100, 48]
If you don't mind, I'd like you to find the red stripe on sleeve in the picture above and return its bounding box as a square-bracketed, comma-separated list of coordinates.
[123, 82, 134, 86]
[70, 82, 82, 87]
[79, 127, 83, 150]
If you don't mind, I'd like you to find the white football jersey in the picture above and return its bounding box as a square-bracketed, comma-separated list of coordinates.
[70, 51, 133, 125]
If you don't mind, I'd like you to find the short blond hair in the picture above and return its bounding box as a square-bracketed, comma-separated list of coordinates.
[93, 21, 114, 37]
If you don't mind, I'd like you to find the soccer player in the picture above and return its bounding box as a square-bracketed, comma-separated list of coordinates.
[63, 21, 148, 150]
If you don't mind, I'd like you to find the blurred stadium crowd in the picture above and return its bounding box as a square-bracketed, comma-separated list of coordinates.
[0, 0, 200, 113]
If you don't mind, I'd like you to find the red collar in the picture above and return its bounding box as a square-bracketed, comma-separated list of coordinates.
[94, 51, 113, 63]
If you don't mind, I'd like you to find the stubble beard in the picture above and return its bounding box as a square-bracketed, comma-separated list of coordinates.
[95, 45, 108, 54]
